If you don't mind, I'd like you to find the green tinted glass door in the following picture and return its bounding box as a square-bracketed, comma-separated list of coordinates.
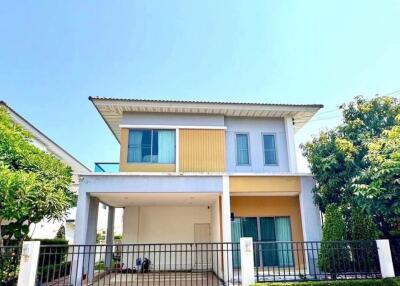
[275, 217, 294, 267]
[241, 217, 259, 266]
[260, 217, 278, 266]
[231, 218, 241, 268]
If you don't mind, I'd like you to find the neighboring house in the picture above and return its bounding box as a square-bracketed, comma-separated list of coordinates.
[0, 101, 90, 242]
[75, 97, 323, 263]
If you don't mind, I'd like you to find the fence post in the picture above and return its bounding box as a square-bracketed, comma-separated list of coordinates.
[240, 237, 255, 286]
[17, 241, 41, 286]
[376, 239, 395, 278]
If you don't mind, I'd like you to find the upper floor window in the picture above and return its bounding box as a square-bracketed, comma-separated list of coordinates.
[236, 133, 250, 165]
[263, 134, 277, 165]
[127, 129, 176, 164]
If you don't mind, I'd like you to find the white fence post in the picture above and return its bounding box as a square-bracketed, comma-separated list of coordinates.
[240, 237, 255, 286]
[376, 239, 395, 278]
[17, 241, 41, 286]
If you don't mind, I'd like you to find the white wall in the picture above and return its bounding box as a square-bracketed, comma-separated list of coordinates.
[122, 112, 225, 127]
[122, 206, 211, 243]
[299, 176, 322, 241]
[121, 205, 213, 270]
[225, 117, 290, 173]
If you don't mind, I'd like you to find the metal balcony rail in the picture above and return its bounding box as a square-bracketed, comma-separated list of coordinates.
[94, 162, 120, 173]
[253, 240, 381, 283]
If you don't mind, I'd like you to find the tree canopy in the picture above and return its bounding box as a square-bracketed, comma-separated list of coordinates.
[302, 96, 400, 237]
[0, 107, 74, 245]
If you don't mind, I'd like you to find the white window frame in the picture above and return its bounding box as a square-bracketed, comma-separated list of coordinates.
[262, 133, 278, 166]
[235, 132, 251, 166]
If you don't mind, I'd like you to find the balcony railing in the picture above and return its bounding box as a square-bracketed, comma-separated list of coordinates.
[94, 162, 120, 173]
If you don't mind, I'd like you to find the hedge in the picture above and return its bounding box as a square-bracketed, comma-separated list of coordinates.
[253, 278, 400, 286]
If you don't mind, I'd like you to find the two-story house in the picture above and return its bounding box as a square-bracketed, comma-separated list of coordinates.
[74, 97, 323, 268]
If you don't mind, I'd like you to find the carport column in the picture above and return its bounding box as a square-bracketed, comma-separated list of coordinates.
[85, 197, 99, 282]
[222, 175, 233, 282]
[72, 182, 99, 285]
[105, 206, 115, 267]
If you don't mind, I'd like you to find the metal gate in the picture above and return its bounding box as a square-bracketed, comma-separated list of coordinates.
[35, 243, 241, 286]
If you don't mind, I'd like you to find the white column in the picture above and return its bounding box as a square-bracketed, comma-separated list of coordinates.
[240, 237, 255, 286]
[299, 176, 322, 276]
[85, 197, 99, 282]
[105, 206, 115, 267]
[71, 184, 99, 285]
[221, 175, 232, 243]
[284, 117, 297, 173]
[299, 176, 322, 242]
[17, 241, 41, 286]
[221, 175, 233, 283]
[376, 239, 395, 278]
[74, 187, 90, 245]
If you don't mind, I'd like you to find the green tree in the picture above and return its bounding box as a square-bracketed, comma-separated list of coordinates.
[318, 204, 350, 275]
[302, 96, 400, 235]
[353, 116, 400, 237]
[0, 106, 74, 246]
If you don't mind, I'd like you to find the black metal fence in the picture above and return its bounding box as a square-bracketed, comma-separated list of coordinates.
[0, 246, 21, 286]
[36, 243, 241, 285]
[253, 240, 381, 282]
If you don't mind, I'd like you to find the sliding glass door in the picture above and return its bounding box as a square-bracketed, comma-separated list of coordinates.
[231, 216, 294, 267]
[260, 217, 278, 266]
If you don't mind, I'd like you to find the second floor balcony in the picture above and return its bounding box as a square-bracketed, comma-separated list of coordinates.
[94, 162, 120, 173]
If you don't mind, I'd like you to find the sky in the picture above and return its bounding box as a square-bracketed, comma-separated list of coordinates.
[1, 1, 400, 171]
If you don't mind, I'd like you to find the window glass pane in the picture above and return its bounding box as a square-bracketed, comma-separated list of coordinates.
[263, 135, 277, 164]
[241, 217, 260, 266]
[263, 135, 275, 150]
[157, 130, 175, 163]
[241, 217, 258, 240]
[231, 218, 242, 268]
[236, 134, 249, 165]
[264, 150, 277, 165]
[128, 129, 175, 164]
[275, 217, 294, 266]
[260, 217, 278, 266]
[140, 130, 152, 162]
[127, 130, 151, 163]
[152, 130, 158, 162]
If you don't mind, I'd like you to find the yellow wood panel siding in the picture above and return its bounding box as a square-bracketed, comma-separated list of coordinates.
[229, 176, 300, 194]
[179, 129, 225, 172]
[230, 196, 304, 267]
[119, 128, 176, 172]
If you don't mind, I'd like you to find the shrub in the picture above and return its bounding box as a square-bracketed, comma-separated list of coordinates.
[37, 261, 71, 283]
[349, 207, 380, 272]
[0, 247, 20, 286]
[252, 278, 400, 286]
[350, 207, 379, 240]
[35, 239, 69, 267]
[318, 204, 350, 276]
[55, 225, 66, 239]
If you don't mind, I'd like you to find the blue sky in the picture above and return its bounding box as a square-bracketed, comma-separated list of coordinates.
[1, 1, 400, 170]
